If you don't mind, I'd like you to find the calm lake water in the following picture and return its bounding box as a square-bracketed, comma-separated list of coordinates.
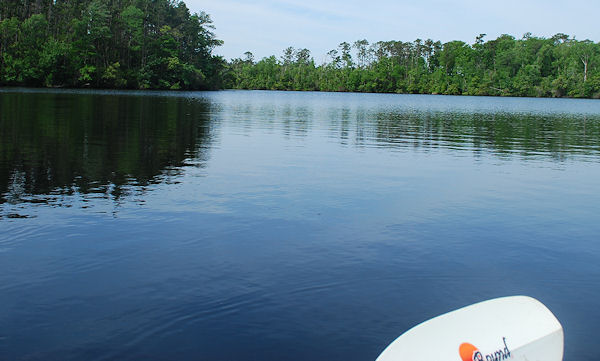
[1, 89, 599, 360]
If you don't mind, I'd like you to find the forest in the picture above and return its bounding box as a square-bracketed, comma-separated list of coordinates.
[0, 0, 224, 89]
[227, 34, 600, 98]
[1, 1, 600, 98]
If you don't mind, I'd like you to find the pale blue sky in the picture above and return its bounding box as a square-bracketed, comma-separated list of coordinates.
[186, 0, 600, 61]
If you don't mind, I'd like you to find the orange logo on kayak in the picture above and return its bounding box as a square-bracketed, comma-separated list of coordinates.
[459, 338, 511, 361]
[459, 343, 483, 361]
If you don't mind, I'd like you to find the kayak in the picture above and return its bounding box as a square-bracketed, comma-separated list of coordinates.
[376, 296, 563, 361]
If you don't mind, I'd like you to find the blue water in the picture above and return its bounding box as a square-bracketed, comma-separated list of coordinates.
[1, 89, 599, 360]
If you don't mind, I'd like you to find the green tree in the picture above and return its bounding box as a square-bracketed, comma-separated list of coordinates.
[0, 0, 223, 89]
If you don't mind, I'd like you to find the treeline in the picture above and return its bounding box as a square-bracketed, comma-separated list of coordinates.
[0, 0, 224, 89]
[225, 34, 600, 98]
[2, 1, 600, 98]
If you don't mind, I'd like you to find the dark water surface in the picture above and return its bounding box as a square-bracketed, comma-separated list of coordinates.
[1, 89, 599, 360]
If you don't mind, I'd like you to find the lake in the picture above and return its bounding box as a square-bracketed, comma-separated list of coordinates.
[1, 89, 599, 360]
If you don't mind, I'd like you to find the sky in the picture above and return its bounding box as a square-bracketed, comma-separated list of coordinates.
[185, 0, 600, 62]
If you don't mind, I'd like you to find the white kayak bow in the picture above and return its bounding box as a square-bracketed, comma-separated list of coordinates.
[376, 296, 563, 361]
